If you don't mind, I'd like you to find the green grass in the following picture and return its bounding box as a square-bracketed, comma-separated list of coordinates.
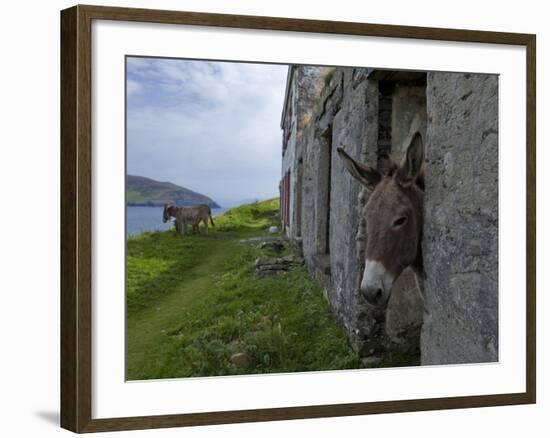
[126, 198, 366, 380]
[126, 189, 146, 204]
[214, 198, 280, 232]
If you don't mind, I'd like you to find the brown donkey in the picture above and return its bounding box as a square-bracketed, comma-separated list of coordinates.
[162, 203, 180, 231]
[162, 203, 215, 235]
[337, 132, 424, 308]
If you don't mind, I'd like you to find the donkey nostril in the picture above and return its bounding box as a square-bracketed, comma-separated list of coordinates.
[362, 287, 384, 306]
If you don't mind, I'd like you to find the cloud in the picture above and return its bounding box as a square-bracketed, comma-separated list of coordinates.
[126, 57, 288, 206]
[126, 79, 142, 97]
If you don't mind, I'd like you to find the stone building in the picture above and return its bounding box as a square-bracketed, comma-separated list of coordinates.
[280, 65, 498, 365]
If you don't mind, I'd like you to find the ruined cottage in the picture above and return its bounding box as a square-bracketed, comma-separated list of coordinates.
[280, 65, 498, 365]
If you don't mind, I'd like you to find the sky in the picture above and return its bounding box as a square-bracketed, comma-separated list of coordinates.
[126, 57, 288, 207]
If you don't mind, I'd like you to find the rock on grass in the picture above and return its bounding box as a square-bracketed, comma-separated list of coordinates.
[230, 352, 252, 367]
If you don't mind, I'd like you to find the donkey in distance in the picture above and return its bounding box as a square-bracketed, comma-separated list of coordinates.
[337, 132, 425, 309]
[163, 203, 215, 235]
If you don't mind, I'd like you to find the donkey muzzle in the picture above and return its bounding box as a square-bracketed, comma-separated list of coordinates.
[360, 260, 393, 308]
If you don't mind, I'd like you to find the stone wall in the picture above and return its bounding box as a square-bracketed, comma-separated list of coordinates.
[282, 66, 332, 238]
[289, 67, 424, 361]
[422, 72, 499, 364]
[282, 66, 498, 366]
[327, 68, 379, 353]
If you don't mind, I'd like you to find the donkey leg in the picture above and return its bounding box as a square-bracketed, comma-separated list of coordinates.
[204, 218, 208, 235]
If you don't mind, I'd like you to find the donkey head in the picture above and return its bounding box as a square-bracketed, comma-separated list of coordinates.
[162, 203, 177, 223]
[337, 133, 424, 309]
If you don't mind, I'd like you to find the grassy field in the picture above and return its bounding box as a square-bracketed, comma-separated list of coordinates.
[126, 198, 366, 380]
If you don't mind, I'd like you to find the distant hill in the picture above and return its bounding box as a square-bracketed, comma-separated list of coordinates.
[126, 175, 220, 208]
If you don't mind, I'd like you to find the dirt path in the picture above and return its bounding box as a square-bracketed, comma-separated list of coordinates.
[126, 237, 239, 380]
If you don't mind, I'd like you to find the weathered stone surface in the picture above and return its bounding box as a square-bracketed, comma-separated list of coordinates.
[281, 66, 497, 366]
[326, 69, 380, 353]
[282, 66, 334, 239]
[421, 72, 499, 365]
[255, 255, 304, 277]
[385, 268, 424, 352]
[391, 84, 427, 158]
[360, 356, 383, 367]
[284, 67, 424, 361]
[258, 240, 285, 252]
[239, 236, 287, 246]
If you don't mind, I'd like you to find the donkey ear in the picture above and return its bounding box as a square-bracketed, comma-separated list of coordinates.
[337, 147, 381, 189]
[396, 132, 424, 186]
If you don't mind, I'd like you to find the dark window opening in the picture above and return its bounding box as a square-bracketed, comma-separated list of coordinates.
[377, 81, 395, 173]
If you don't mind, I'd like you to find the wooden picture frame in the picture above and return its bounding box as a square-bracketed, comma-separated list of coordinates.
[60, 4, 536, 433]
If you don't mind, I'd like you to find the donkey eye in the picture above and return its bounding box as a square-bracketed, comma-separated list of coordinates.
[393, 216, 407, 227]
